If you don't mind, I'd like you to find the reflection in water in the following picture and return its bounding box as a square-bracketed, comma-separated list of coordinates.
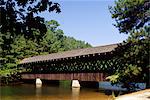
[36, 84, 42, 88]
[1, 83, 111, 100]
[36, 84, 42, 97]
[72, 88, 80, 100]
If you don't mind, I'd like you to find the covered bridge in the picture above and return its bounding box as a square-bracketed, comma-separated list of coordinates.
[19, 43, 119, 84]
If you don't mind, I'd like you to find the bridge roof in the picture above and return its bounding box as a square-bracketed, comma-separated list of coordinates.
[20, 43, 118, 64]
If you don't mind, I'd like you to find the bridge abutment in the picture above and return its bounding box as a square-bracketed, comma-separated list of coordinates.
[36, 78, 42, 88]
[72, 80, 80, 88]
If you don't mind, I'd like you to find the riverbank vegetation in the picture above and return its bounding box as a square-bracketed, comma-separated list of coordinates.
[107, 0, 150, 91]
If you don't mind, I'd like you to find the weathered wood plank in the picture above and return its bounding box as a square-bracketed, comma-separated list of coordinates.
[21, 73, 107, 81]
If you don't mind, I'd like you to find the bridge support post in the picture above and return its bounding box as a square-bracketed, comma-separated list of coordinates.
[36, 78, 42, 88]
[72, 80, 80, 88]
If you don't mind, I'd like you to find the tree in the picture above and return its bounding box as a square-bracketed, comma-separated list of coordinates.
[46, 20, 60, 32]
[107, 0, 150, 91]
[109, 0, 150, 33]
[107, 27, 150, 91]
[0, 0, 61, 71]
[0, 0, 61, 38]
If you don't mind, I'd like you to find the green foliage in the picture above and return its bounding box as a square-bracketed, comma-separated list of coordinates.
[106, 27, 149, 91]
[0, 1, 61, 82]
[109, 0, 150, 33]
[106, 74, 120, 83]
[0, 0, 61, 37]
[109, 0, 150, 91]
[0, 20, 91, 81]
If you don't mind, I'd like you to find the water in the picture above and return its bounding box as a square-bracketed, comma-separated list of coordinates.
[0, 83, 112, 100]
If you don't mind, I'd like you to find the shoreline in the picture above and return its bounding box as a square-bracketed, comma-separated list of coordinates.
[0, 81, 24, 86]
[116, 89, 150, 100]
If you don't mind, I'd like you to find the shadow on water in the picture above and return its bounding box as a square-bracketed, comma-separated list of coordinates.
[80, 81, 99, 88]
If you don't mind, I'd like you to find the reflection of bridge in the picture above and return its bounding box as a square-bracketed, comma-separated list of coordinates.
[19, 44, 118, 87]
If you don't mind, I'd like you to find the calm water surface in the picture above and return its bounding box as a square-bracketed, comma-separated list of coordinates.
[0, 83, 112, 100]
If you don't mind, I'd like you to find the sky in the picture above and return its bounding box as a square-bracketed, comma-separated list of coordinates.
[40, 0, 128, 46]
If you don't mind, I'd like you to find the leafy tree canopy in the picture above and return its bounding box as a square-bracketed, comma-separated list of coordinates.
[107, 26, 150, 91]
[109, 0, 150, 33]
[108, 0, 150, 91]
[0, 0, 61, 38]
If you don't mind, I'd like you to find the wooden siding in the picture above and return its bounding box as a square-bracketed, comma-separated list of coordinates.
[21, 73, 107, 82]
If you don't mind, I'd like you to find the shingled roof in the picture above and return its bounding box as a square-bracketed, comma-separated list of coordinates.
[20, 43, 118, 64]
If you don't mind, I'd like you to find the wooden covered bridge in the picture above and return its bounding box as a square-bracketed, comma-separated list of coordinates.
[19, 43, 119, 86]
